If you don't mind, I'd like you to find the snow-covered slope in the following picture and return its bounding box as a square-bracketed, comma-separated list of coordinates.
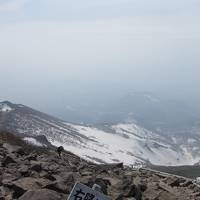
[50, 123, 200, 166]
[1, 101, 200, 166]
[0, 102, 14, 112]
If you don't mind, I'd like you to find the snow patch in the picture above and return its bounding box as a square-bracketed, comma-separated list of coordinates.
[0, 103, 14, 112]
[24, 137, 46, 147]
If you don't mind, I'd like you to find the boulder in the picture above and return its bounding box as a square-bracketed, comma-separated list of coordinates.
[157, 190, 178, 200]
[10, 177, 49, 198]
[11, 177, 41, 198]
[24, 154, 37, 161]
[18, 165, 29, 176]
[44, 181, 70, 194]
[56, 172, 75, 184]
[115, 194, 124, 200]
[95, 178, 111, 195]
[18, 189, 62, 200]
[2, 156, 16, 167]
[41, 173, 56, 181]
[124, 184, 142, 200]
[1, 172, 20, 186]
[180, 180, 193, 187]
[30, 163, 42, 172]
[2, 143, 22, 154]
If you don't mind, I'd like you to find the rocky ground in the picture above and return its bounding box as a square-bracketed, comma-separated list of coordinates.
[0, 132, 200, 200]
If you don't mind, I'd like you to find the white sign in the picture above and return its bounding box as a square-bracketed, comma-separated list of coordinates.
[67, 182, 111, 200]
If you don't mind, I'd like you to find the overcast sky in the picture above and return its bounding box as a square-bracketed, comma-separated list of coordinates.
[0, 0, 200, 114]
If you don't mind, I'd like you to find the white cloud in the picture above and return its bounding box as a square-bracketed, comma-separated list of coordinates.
[0, 0, 28, 12]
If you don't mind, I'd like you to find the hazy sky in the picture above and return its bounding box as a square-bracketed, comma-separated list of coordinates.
[0, 0, 200, 115]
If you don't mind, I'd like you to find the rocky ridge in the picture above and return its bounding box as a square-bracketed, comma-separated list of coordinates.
[0, 132, 200, 200]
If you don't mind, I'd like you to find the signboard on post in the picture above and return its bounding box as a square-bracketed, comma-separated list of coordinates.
[67, 182, 111, 200]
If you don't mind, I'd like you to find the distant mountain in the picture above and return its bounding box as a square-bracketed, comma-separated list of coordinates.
[59, 92, 200, 133]
[104, 92, 200, 133]
[1, 101, 200, 166]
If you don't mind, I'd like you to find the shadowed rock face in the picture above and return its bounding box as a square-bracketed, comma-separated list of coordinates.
[0, 132, 200, 200]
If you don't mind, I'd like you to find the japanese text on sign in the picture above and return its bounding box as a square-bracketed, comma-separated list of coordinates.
[67, 182, 111, 200]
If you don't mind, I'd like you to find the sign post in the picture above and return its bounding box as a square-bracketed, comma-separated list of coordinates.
[67, 182, 111, 200]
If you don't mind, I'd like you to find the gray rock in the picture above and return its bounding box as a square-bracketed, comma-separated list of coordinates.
[0, 196, 5, 200]
[24, 154, 37, 161]
[18, 189, 62, 200]
[18, 165, 29, 176]
[41, 173, 56, 181]
[2, 156, 16, 167]
[11, 177, 41, 198]
[44, 181, 70, 194]
[1, 172, 19, 186]
[2, 143, 22, 154]
[30, 163, 42, 172]
[10, 177, 50, 198]
[95, 178, 111, 195]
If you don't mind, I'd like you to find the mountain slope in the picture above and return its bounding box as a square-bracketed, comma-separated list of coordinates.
[1, 133, 200, 200]
[1, 101, 200, 166]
